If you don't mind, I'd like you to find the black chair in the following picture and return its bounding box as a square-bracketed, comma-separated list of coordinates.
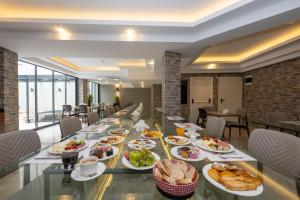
[62, 105, 75, 119]
[78, 104, 88, 123]
[226, 107, 249, 140]
[196, 108, 207, 128]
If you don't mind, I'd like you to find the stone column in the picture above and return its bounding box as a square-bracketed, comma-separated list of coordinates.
[151, 84, 162, 110]
[77, 78, 88, 104]
[0, 47, 18, 133]
[162, 51, 181, 116]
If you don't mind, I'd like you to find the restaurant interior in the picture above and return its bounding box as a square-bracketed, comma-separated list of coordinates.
[0, 0, 299, 200]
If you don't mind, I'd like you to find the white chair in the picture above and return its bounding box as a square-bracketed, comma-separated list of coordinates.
[87, 112, 100, 126]
[205, 116, 226, 138]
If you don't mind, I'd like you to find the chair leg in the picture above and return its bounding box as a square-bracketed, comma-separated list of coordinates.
[229, 127, 231, 141]
[296, 179, 300, 197]
[239, 127, 241, 137]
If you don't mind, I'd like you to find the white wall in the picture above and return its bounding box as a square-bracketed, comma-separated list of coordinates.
[100, 85, 115, 105]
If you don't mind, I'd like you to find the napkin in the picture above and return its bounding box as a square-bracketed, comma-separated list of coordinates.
[222, 108, 230, 114]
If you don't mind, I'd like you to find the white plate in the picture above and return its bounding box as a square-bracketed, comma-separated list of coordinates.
[108, 129, 129, 136]
[202, 163, 263, 196]
[96, 146, 119, 161]
[184, 132, 200, 138]
[71, 162, 106, 181]
[195, 139, 235, 153]
[48, 140, 88, 155]
[170, 146, 206, 162]
[164, 136, 190, 145]
[174, 123, 203, 130]
[122, 152, 160, 170]
[98, 136, 125, 145]
[128, 139, 156, 150]
[141, 132, 163, 139]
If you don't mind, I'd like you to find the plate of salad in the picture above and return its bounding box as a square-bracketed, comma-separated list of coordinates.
[48, 139, 88, 155]
[122, 148, 160, 170]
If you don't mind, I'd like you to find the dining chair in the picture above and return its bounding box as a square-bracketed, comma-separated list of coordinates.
[205, 116, 226, 138]
[59, 117, 82, 139]
[78, 104, 88, 123]
[226, 107, 249, 140]
[104, 108, 113, 117]
[0, 130, 41, 177]
[196, 108, 208, 128]
[87, 112, 100, 126]
[248, 129, 300, 194]
[62, 105, 75, 119]
[266, 111, 288, 123]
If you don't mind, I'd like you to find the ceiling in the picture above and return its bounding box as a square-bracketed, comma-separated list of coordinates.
[1, 0, 300, 87]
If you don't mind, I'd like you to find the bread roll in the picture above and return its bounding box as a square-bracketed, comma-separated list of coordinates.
[176, 178, 192, 185]
[156, 161, 169, 176]
[212, 162, 226, 171]
[208, 168, 220, 182]
[162, 174, 175, 185]
[154, 168, 162, 180]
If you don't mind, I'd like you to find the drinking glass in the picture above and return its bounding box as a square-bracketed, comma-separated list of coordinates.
[176, 127, 185, 136]
[61, 150, 79, 174]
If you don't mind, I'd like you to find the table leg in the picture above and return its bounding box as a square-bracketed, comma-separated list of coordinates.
[23, 164, 30, 186]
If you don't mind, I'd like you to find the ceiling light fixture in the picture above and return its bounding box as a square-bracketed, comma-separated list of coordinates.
[125, 28, 136, 41]
[207, 63, 216, 69]
[55, 26, 71, 40]
[148, 60, 155, 65]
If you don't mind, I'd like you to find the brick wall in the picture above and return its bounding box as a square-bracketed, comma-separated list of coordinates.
[162, 51, 181, 115]
[77, 78, 88, 104]
[181, 73, 241, 118]
[152, 84, 162, 109]
[0, 47, 18, 133]
[243, 58, 300, 123]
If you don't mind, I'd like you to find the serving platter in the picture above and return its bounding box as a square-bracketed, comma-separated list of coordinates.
[122, 152, 160, 170]
[98, 135, 125, 145]
[164, 136, 190, 145]
[170, 146, 206, 162]
[96, 146, 119, 161]
[48, 140, 88, 155]
[108, 128, 129, 136]
[195, 139, 235, 153]
[202, 163, 263, 196]
[128, 139, 156, 150]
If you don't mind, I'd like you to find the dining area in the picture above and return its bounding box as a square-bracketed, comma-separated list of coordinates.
[0, 102, 299, 200]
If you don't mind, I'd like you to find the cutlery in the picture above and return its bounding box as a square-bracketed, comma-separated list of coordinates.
[218, 155, 243, 159]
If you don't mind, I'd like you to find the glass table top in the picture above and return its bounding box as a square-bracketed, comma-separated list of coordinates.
[5, 106, 300, 200]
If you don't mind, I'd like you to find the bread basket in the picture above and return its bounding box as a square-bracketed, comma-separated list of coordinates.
[153, 159, 199, 196]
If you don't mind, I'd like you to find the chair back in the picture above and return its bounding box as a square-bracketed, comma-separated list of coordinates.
[59, 117, 82, 138]
[0, 130, 41, 177]
[248, 129, 300, 179]
[78, 104, 88, 113]
[266, 112, 288, 123]
[62, 105, 72, 112]
[104, 108, 113, 117]
[205, 117, 226, 138]
[87, 112, 100, 125]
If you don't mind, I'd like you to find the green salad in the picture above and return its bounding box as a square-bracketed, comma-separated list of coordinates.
[129, 148, 155, 167]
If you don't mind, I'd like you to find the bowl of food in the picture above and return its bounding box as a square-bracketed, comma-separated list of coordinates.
[153, 159, 199, 196]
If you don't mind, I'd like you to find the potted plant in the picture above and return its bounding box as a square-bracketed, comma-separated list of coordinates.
[88, 94, 93, 107]
[115, 95, 120, 106]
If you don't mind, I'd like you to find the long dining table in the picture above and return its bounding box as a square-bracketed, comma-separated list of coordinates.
[5, 106, 299, 200]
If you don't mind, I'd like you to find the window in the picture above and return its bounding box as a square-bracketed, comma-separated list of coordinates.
[18, 61, 77, 130]
[18, 61, 36, 130]
[88, 82, 100, 105]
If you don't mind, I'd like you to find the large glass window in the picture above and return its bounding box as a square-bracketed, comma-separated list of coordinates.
[18, 61, 36, 130]
[18, 61, 77, 130]
[54, 72, 66, 121]
[88, 82, 100, 105]
[66, 75, 76, 107]
[37, 67, 53, 127]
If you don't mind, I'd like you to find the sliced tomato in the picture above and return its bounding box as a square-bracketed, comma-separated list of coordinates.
[124, 151, 130, 161]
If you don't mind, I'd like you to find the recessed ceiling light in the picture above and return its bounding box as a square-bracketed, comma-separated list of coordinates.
[148, 60, 155, 65]
[55, 26, 71, 40]
[105, 81, 109, 84]
[125, 28, 136, 41]
[207, 63, 217, 69]
[114, 78, 119, 81]
[140, 81, 144, 84]
[98, 78, 102, 80]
